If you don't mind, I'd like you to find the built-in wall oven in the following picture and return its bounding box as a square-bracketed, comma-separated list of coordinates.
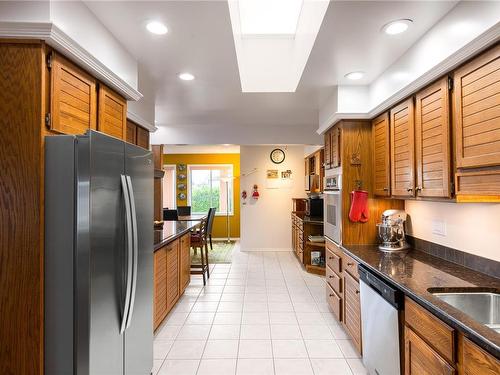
[324, 170, 342, 244]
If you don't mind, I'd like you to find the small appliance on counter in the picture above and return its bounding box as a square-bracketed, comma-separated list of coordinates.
[305, 195, 324, 218]
[376, 209, 410, 252]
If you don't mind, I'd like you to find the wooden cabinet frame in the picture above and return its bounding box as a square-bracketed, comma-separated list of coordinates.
[390, 98, 416, 198]
[415, 77, 452, 198]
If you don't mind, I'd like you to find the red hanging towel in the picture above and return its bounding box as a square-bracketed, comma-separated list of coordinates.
[349, 190, 369, 223]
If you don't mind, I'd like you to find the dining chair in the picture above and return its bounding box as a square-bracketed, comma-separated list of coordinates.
[190, 216, 210, 285]
[206, 207, 217, 250]
[163, 209, 178, 221]
[177, 206, 191, 216]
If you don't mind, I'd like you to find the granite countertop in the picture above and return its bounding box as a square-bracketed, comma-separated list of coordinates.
[342, 244, 500, 358]
[154, 221, 199, 250]
[293, 212, 324, 224]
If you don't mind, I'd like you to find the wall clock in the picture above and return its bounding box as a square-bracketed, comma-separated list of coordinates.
[270, 148, 285, 164]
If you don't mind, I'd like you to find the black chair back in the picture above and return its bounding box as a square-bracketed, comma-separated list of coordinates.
[177, 206, 191, 216]
[206, 207, 217, 236]
[163, 209, 178, 221]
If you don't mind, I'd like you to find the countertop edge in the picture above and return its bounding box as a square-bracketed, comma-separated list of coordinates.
[154, 224, 196, 251]
[341, 245, 500, 359]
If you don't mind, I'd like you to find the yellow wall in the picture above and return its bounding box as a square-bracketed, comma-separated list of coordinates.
[163, 153, 240, 238]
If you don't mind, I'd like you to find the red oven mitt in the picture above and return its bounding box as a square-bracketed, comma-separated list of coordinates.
[349, 190, 369, 223]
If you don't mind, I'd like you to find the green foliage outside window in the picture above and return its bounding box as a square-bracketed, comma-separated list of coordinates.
[191, 185, 220, 213]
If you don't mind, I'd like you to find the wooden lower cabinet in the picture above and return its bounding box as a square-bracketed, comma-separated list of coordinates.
[461, 337, 500, 375]
[153, 233, 191, 330]
[405, 326, 456, 375]
[179, 234, 191, 292]
[404, 297, 500, 375]
[343, 271, 362, 354]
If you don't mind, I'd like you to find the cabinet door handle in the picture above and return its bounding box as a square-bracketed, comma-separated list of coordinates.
[328, 275, 334, 278]
[383, 187, 389, 191]
[328, 256, 334, 260]
[416, 186, 422, 192]
[347, 262, 354, 266]
[407, 187, 413, 192]
[329, 294, 335, 297]
[355, 290, 360, 294]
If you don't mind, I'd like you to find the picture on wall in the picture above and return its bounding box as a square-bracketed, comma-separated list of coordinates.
[266, 169, 279, 179]
[266, 169, 280, 189]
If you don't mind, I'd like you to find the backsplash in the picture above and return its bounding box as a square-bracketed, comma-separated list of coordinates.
[407, 236, 500, 280]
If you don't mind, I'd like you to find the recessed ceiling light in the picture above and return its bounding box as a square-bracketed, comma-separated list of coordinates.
[382, 19, 413, 35]
[178, 73, 195, 81]
[239, 0, 303, 36]
[146, 21, 168, 35]
[345, 71, 364, 80]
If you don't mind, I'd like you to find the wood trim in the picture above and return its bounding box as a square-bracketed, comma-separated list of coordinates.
[0, 42, 44, 375]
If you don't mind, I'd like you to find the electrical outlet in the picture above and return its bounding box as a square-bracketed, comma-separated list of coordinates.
[432, 219, 446, 236]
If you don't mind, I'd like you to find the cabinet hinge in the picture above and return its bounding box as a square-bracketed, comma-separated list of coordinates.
[45, 113, 52, 127]
[448, 76, 453, 91]
[46, 52, 53, 69]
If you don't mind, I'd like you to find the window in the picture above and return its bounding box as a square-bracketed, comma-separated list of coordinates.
[188, 165, 234, 215]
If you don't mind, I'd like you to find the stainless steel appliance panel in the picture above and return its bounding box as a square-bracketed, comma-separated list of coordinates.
[87, 131, 125, 375]
[324, 191, 341, 244]
[359, 268, 402, 375]
[124, 144, 154, 375]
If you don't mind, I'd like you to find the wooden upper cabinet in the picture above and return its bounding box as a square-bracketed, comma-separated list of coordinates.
[136, 126, 150, 149]
[331, 127, 341, 168]
[50, 53, 97, 134]
[454, 44, 500, 169]
[415, 77, 452, 198]
[372, 112, 391, 196]
[126, 119, 137, 144]
[390, 98, 415, 197]
[97, 84, 127, 140]
[324, 130, 332, 169]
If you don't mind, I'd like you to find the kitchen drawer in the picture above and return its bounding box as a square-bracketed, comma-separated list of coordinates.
[326, 238, 343, 257]
[326, 282, 342, 322]
[326, 265, 342, 294]
[344, 252, 359, 280]
[405, 297, 455, 364]
[326, 248, 341, 275]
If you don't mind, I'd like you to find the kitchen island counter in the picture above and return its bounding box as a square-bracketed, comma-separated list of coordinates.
[154, 221, 198, 251]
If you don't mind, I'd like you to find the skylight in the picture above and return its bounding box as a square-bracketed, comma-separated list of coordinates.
[238, 0, 303, 36]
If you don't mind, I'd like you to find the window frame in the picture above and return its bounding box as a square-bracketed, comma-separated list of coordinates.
[187, 164, 234, 216]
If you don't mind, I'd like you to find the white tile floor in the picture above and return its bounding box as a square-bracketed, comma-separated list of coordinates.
[153, 247, 368, 375]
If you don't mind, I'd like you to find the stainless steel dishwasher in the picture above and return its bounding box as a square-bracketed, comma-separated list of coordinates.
[359, 266, 403, 375]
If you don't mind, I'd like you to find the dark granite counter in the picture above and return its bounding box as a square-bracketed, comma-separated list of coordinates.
[154, 221, 199, 251]
[342, 244, 500, 358]
[293, 212, 324, 224]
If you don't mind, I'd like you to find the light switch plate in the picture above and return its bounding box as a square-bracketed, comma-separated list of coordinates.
[432, 219, 446, 236]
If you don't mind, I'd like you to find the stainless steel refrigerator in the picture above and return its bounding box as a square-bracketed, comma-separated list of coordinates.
[44, 130, 153, 375]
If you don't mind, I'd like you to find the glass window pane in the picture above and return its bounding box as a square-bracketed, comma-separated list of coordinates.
[189, 165, 233, 215]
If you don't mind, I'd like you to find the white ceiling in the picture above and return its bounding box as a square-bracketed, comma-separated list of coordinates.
[165, 144, 240, 154]
[85, 0, 457, 142]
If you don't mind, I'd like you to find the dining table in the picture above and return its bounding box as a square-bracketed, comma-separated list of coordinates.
[177, 213, 207, 221]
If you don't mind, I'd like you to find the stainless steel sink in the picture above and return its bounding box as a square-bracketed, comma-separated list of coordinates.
[431, 292, 500, 333]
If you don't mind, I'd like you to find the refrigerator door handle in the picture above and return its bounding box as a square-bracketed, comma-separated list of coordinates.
[120, 174, 134, 334]
[125, 175, 139, 329]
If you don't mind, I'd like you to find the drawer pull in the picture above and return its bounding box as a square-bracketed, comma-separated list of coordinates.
[328, 275, 334, 278]
[328, 256, 334, 260]
[329, 294, 335, 297]
[347, 262, 354, 266]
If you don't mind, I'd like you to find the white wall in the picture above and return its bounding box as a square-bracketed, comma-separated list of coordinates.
[0, 1, 50, 22]
[151, 124, 322, 145]
[405, 200, 500, 262]
[240, 145, 306, 251]
[50, 0, 138, 89]
[127, 63, 156, 127]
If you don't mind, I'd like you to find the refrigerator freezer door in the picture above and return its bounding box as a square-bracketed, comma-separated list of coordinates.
[84, 131, 126, 375]
[124, 144, 154, 375]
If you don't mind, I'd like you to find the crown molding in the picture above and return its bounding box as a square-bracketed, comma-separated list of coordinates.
[127, 110, 157, 132]
[0, 21, 143, 101]
[317, 23, 500, 135]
